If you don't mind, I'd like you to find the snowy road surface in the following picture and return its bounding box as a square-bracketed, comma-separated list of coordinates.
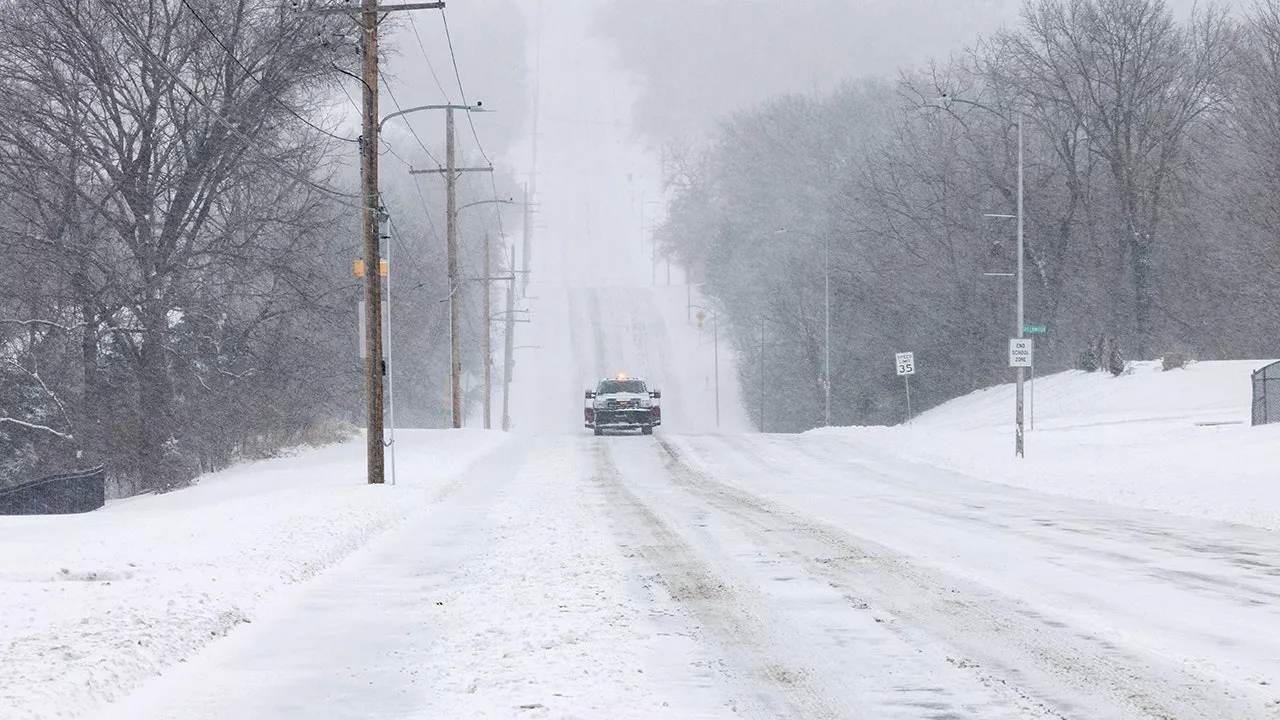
[94, 430, 1280, 719]
[77, 284, 1280, 720]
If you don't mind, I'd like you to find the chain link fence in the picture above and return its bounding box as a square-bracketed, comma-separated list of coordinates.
[1252, 361, 1280, 426]
[0, 466, 106, 515]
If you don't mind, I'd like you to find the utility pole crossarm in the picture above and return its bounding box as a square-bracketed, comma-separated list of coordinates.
[309, 2, 444, 14]
[409, 167, 494, 175]
[377, 2, 445, 9]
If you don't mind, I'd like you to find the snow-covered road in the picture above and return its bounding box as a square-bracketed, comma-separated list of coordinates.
[75, 284, 1280, 720]
[95, 429, 1280, 719]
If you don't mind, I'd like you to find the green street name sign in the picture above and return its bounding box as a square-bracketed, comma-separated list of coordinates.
[1023, 324, 1047, 335]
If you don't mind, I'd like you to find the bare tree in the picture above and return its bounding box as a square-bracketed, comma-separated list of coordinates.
[1003, 0, 1236, 354]
[0, 0, 356, 489]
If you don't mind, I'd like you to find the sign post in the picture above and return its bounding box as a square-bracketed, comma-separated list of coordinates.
[1008, 337, 1037, 432]
[1009, 338, 1033, 456]
[895, 351, 915, 426]
[1020, 325, 1044, 429]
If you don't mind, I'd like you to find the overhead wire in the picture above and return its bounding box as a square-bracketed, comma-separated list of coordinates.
[384, 208, 432, 280]
[179, 0, 358, 144]
[407, 12, 452, 102]
[379, 71, 444, 170]
[439, 9, 492, 167]
[338, 82, 362, 116]
[437, 9, 510, 247]
[100, 0, 367, 211]
[409, 174, 444, 244]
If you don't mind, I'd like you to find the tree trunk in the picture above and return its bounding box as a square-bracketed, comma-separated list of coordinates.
[135, 308, 179, 489]
[1130, 234, 1155, 357]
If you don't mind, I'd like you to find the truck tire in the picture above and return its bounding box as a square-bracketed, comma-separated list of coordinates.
[593, 427, 603, 436]
[641, 426, 653, 435]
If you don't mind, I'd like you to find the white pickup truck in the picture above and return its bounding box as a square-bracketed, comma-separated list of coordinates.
[584, 374, 662, 436]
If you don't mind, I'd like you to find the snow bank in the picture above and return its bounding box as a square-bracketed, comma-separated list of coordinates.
[819, 360, 1280, 531]
[0, 429, 508, 720]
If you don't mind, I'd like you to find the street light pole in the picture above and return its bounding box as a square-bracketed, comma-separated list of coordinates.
[1015, 111, 1025, 458]
[760, 317, 766, 433]
[774, 227, 832, 427]
[690, 304, 721, 429]
[402, 103, 494, 429]
[824, 234, 831, 427]
[932, 95, 1026, 458]
[455, 198, 517, 431]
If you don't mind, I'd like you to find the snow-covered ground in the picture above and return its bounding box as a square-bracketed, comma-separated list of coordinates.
[0, 430, 508, 719]
[824, 359, 1280, 531]
[9, 278, 1280, 719]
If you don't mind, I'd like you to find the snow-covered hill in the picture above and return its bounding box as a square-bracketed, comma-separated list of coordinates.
[819, 360, 1280, 531]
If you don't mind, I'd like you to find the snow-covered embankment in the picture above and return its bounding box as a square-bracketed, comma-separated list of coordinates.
[819, 360, 1280, 531]
[0, 429, 508, 720]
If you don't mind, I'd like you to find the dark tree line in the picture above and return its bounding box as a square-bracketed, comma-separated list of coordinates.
[655, 0, 1278, 431]
[0, 0, 516, 492]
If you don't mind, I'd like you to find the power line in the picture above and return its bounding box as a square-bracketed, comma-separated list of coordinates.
[407, 12, 452, 102]
[440, 9, 492, 167]
[379, 70, 444, 170]
[380, 143, 443, 250]
[338, 82, 362, 116]
[435, 10, 509, 248]
[100, 0, 366, 210]
[380, 138, 416, 169]
[486, 174, 509, 242]
[179, 0, 357, 144]
[384, 210, 432, 279]
[459, 171, 509, 248]
[409, 174, 444, 244]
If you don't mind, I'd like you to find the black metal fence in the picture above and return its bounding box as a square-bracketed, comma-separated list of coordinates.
[1252, 361, 1280, 426]
[0, 466, 106, 515]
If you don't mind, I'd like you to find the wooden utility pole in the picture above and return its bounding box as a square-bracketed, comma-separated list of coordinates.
[313, 0, 446, 483]
[502, 246, 516, 431]
[483, 232, 492, 430]
[521, 180, 532, 295]
[445, 107, 461, 428]
[359, 0, 384, 484]
[407, 104, 491, 429]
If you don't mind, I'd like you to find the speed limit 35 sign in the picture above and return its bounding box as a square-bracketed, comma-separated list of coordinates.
[895, 352, 915, 376]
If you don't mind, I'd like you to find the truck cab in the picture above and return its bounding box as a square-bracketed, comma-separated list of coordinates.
[584, 373, 661, 436]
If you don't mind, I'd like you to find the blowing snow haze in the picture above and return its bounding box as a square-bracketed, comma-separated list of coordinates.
[593, 0, 1236, 139]
[4, 1, 1280, 719]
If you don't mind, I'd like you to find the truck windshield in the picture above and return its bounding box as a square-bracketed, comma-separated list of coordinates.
[598, 380, 647, 394]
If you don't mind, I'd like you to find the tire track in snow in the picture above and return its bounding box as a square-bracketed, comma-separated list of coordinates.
[652, 436, 1271, 720]
[721, 432, 1280, 609]
[584, 287, 610, 379]
[590, 440, 845, 720]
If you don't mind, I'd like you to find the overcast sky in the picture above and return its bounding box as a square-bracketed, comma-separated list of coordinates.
[371, 0, 1242, 284]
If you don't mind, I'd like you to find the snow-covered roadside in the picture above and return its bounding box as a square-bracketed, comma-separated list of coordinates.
[90, 436, 738, 720]
[814, 360, 1280, 531]
[0, 429, 509, 720]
